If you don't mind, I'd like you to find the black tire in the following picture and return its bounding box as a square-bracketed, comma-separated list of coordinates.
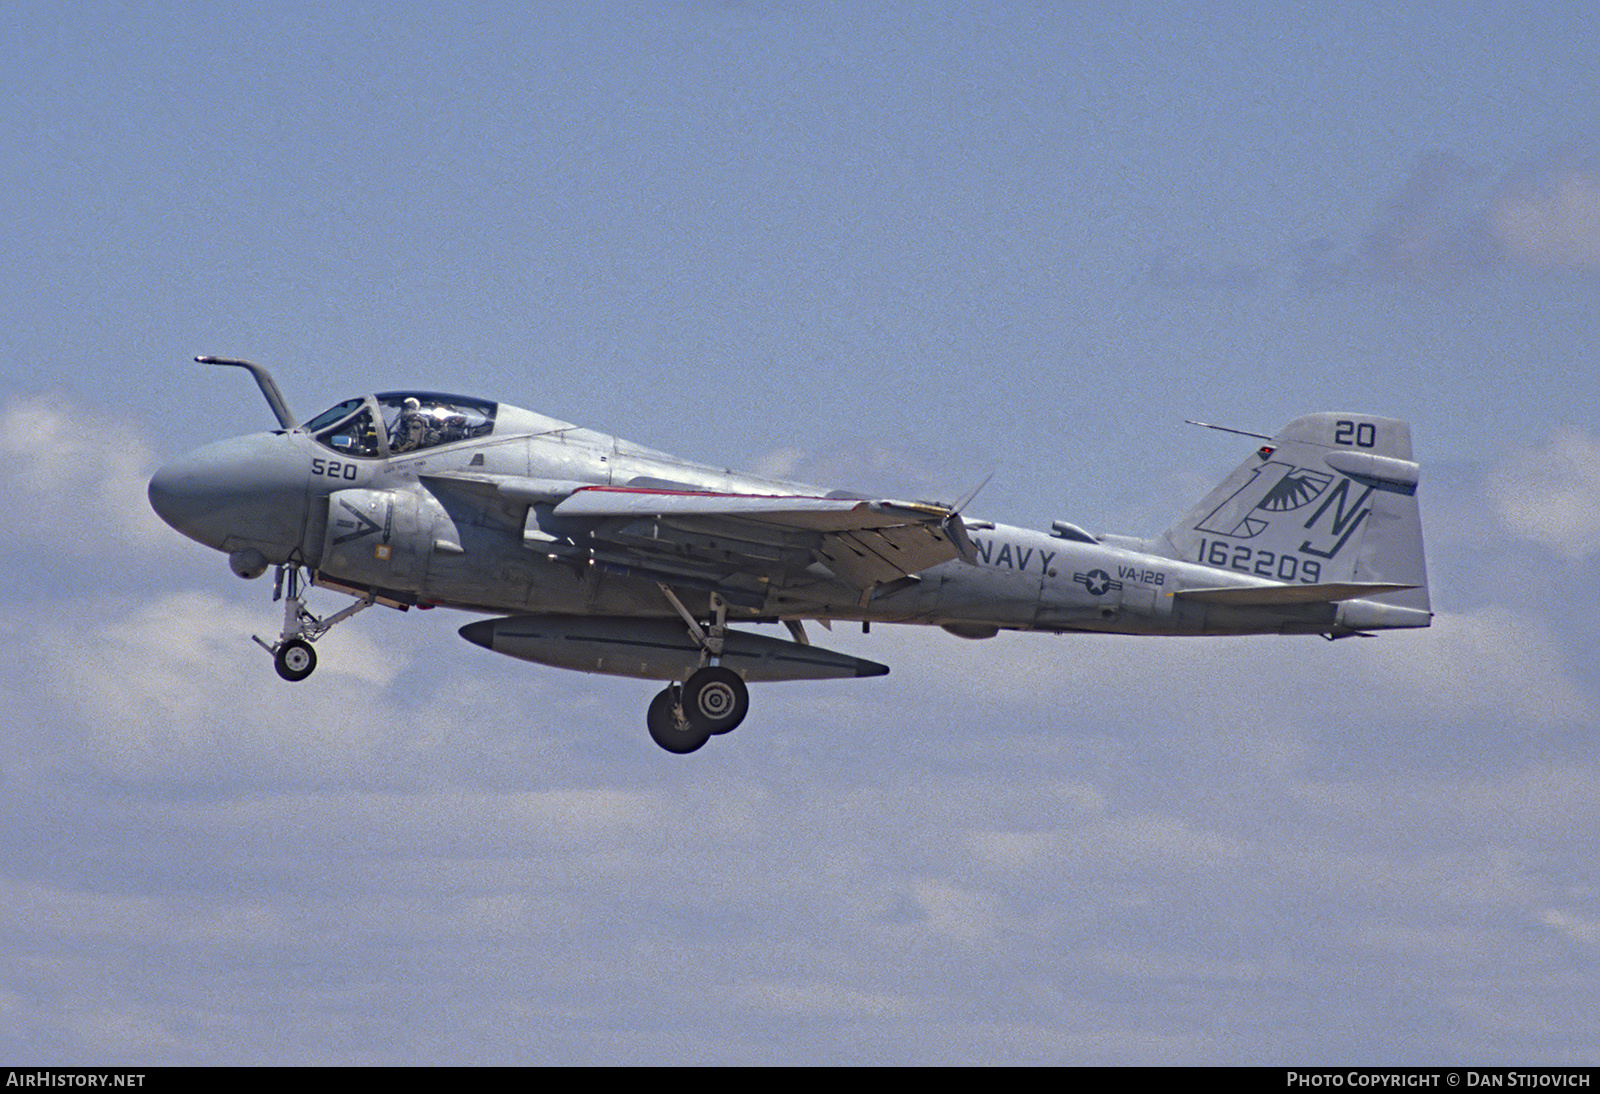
[647, 686, 711, 754]
[274, 638, 317, 682]
[683, 666, 749, 735]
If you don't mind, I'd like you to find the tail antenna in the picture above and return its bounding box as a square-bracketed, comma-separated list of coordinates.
[1184, 419, 1271, 441]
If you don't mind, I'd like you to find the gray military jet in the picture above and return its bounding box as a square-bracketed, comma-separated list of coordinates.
[149, 357, 1431, 754]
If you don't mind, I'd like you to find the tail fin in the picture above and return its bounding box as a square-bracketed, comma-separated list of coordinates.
[1153, 413, 1430, 613]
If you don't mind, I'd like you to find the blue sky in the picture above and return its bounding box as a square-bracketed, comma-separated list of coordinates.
[2, 1, 1597, 1064]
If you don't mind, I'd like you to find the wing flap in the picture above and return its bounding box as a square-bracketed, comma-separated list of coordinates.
[551, 486, 967, 603]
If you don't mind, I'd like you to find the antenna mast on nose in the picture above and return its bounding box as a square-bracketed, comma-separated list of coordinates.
[195, 356, 297, 429]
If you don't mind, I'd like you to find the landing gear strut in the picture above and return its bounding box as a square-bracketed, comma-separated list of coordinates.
[253, 565, 374, 681]
[647, 587, 752, 753]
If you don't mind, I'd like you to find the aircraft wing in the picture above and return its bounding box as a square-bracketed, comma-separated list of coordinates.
[544, 485, 977, 606]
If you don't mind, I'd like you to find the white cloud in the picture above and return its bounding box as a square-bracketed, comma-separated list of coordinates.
[0, 394, 169, 554]
[749, 446, 808, 480]
[4, 701, 1597, 1063]
[1349, 608, 1594, 730]
[1541, 908, 1600, 948]
[1489, 427, 1600, 559]
[747, 440, 966, 503]
[738, 980, 917, 1019]
[37, 590, 407, 786]
[909, 880, 1004, 943]
[1492, 169, 1600, 268]
[843, 599, 1592, 745]
[0, 876, 286, 949]
[0, 389, 1594, 1065]
[1289, 765, 1600, 844]
[964, 811, 1247, 886]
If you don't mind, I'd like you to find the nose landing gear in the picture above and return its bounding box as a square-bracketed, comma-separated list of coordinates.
[273, 638, 317, 681]
[252, 566, 375, 681]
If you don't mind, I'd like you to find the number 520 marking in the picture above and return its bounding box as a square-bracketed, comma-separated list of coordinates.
[311, 457, 358, 481]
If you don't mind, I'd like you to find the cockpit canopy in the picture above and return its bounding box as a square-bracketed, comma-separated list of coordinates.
[301, 392, 497, 458]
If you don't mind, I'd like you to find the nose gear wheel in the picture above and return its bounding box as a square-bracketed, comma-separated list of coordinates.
[274, 638, 317, 681]
[252, 565, 375, 682]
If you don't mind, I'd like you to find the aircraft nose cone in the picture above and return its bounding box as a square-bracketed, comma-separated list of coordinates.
[148, 433, 308, 557]
[147, 459, 202, 533]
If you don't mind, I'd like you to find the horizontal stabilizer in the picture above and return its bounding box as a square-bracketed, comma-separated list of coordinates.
[1176, 582, 1417, 606]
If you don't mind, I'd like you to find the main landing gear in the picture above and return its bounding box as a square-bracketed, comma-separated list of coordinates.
[648, 587, 752, 754]
[253, 565, 375, 682]
[646, 666, 751, 754]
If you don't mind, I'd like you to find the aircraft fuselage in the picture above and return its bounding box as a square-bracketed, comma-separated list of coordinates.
[149, 361, 1431, 753]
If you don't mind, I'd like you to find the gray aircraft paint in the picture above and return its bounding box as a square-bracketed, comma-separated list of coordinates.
[149, 362, 1432, 750]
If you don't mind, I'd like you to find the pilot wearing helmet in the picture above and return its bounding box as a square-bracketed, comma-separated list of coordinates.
[393, 396, 428, 452]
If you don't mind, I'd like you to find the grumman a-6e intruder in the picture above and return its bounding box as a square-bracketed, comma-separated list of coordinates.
[149, 357, 1432, 754]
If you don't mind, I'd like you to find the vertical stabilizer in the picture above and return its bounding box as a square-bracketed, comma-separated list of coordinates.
[1153, 414, 1429, 612]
